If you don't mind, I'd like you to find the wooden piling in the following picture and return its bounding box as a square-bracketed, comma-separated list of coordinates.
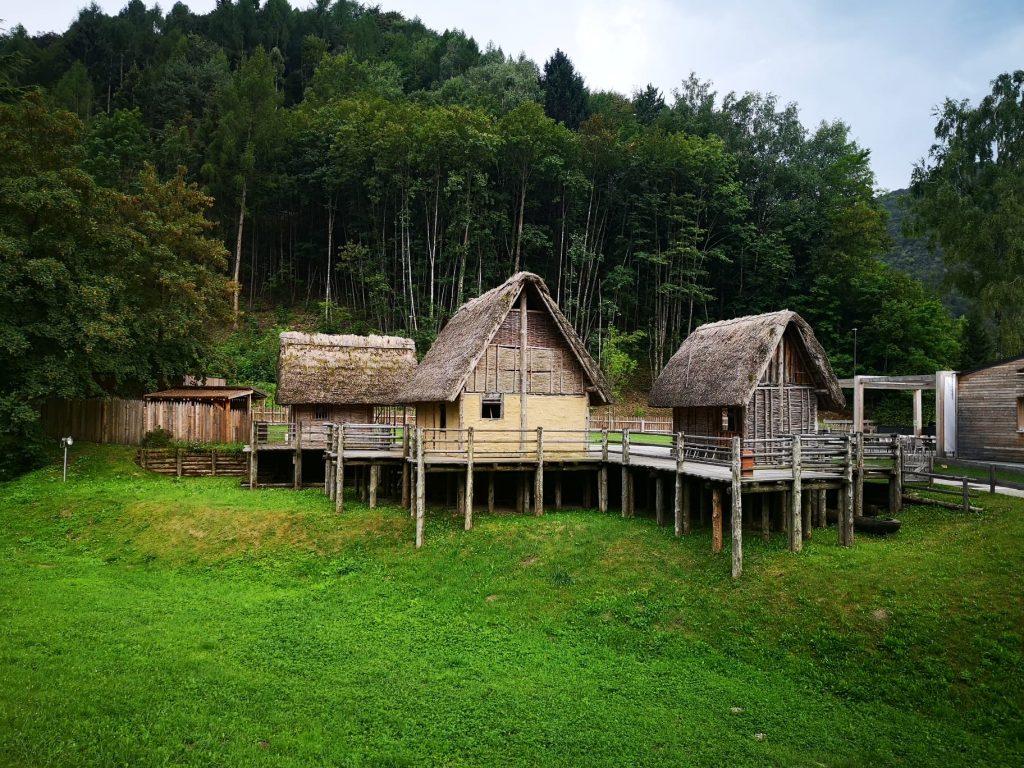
[488, 472, 495, 515]
[401, 429, 411, 509]
[890, 440, 903, 513]
[415, 428, 425, 548]
[621, 428, 631, 518]
[962, 477, 970, 514]
[817, 489, 827, 528]
[674, 433, 685, 536]
[790, 435, 802, 552]
[854, 432, 865, 518]
[249, 448, 258, 490]
[534, 427, 544, 516]
[712, 486, 723, 553]
[582, 476, 592, 508]
[369, 464, 379, 509]
[465, 428, 474, 531]
[335, 428, 345, 514]
[176, 448, 183, 478]
[841, 436, 854, 547]
[293, 424, 302, 489]
[802, 492, 812, 541]
[731, 437, 743, 578]
[655, 474, 665, 526]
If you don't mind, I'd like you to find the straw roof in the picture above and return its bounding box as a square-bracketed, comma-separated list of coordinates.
[649, 310, 845, 409]
[276, 333, 417, 406]
[400, 272, 612, 404]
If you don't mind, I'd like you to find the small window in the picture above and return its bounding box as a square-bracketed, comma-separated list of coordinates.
[722, 406, 740, 433]
[482, 394, 503, 420]
[1018, 397, 1024, 433]
[314, 405, 329, 421]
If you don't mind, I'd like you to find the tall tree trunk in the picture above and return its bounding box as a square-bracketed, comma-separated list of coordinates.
[325, 199, 335, 320]
[232, 179, 247, 330]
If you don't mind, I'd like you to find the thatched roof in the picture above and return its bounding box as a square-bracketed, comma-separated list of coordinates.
[400, 272, 612, 404]
[276, 333, 417, 406]
[649, 310, 845, 410]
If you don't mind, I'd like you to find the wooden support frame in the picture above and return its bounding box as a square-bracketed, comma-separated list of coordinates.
[534, 427, 544, 516]
[790, 435, 802, 552]
[731, 437, 743, 579]
[465, 427, 474, 530]
[369, 464, 379, 508]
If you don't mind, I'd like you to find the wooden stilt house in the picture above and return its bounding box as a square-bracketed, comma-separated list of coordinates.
[399, 272, 612, 434]
[649, 310, 844, 439]
[276, 333, 417, 424]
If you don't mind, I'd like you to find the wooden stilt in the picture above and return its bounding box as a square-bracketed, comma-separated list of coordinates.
[369, 464, 379, 509]
[598, 466, 608, 512]
[854, 432, 865, 518]
[456, 481, 465, 518]
[488, 471, 495, 515]
[534, 427, 544, 516]
[790, 435, 802, 552]
[621, 429, 631, 518]
[890, 440, 903, 514]
[465, 427, 474, 530]
[555, 473, 562, 510]
[335, 429, 345, 514]
[802, 491, 812, 541]
[817, 489, 827, 528]
[582, 476, 592, 508]
[415, 428, 425, 548]
[250, 449, 258, 490]
[674, 434, 685, 536]
[293, 425, 302, 489]
[655, 474, 665, 526]
[516, 475, 524, 514]
[712, 487, 723, 553]
[731, 437, 743, 578]
[760, 495, 770, 541]
[841, 436, 854, 547]
[683, 481, 692, 535]
[699, 484, 708, 527]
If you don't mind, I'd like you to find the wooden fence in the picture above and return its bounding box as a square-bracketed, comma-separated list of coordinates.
[40, 398, 250, 445]
[137, 448, 248, 477]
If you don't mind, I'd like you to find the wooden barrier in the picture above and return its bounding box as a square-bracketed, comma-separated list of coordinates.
[137, 449, 248, 477]
[42, 398, 251, 445]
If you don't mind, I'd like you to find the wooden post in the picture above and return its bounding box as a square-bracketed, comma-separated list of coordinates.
[711, 487, 723, 553]
[674, 433, 684, 536]
[211, 449, 218, 477]
[488, 472, 495, 515]
[176, 448, 183, 478]
[535, 427, 544, 516]
[401, 429, 411, 509]
[962, 477, 970, 514]
[890, 440, 903, 514]
[989, 464, 996, 495]
[555, 473, 562, 510]
[621, 428, 631, 518]
[841, 436, 854, 547]
[731, 437, 742, 579]
[761, 496, 770, 541]
[293, 423, 303, 490]
[456, 481, 465, 518]
[336, 428, 345, 514]
[250, 449, 258, 490]
[516, 476, 524, 514]
[817, 489, 827, 528]
[369, 464, 379, 508]
[854, 432, 865, 518]
[599, 428, 609, 513]
[699, 484, 707, 527]
[790, 435, 802, 552]
[415, 428, 425, 548]
[654, 474, 664, 526]
[913, 388, 923, 437]
[465, 427, 474, 531]
[582, 476, 592, 508]
[802, 492, 812, 541]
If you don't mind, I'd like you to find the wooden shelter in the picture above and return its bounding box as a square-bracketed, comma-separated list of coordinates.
[144, 385, 266, 412]
[954, 355, 1024, 462]
[276, 332, 417, 423]
[399, 271, 612, 433]
[649, 310, 844, 439]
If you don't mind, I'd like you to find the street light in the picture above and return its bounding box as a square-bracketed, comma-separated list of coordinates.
[60, 436, 73, 482]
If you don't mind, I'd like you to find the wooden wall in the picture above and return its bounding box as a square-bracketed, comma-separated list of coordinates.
[466, 309, 586, 395]
[40, 399, 250, 445]
[291, 404, 374, 424]
[957, 359, 1024, 462]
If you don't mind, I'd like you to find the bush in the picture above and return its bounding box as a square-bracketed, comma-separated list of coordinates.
[141, 427, 173, 448]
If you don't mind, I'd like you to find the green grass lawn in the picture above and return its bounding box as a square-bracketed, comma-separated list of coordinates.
[930, 459, 1024, 488]
[1, 445, 1022, 767]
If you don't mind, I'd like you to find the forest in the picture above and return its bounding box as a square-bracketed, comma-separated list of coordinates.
[1, 0, 1018, 475]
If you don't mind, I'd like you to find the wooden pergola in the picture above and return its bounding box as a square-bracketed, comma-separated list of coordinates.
[838, 374, 938, 436]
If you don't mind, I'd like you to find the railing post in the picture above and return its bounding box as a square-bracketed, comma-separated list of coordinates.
[176, 448, 183, 478]
[621, 428, 632, 518]
[415, 427, 425, 548]
[465, 427, 475, 531]
[335, 427, 345, 514]
[731, 436, 742, 578]
[841, 435, 854, 547]
[854, 432, 865, 519]
[890, 439, 903, 513]
[534, 427, 544, 516]
[790, 435, 802, 552]
[674, 432, 685, 536]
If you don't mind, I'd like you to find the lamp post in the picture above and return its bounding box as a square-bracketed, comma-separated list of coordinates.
[60, 436, 73, 482]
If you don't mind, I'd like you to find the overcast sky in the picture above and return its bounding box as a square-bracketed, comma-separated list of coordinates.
[8, 0, 1024, 190]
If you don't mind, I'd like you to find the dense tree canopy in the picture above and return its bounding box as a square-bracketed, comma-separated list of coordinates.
[909, 70, 1024, 357]
[0, 0, 969, 455]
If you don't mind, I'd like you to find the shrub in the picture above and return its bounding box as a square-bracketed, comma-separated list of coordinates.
[141, 427, 173, 448]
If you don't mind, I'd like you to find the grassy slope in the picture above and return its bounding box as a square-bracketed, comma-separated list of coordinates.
[0, 445, 1021, 767]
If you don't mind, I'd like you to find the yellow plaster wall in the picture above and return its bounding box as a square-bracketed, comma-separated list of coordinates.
[460, 392, 589, 433]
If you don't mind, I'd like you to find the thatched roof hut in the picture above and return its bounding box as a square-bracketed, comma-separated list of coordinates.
[401, 272, 611, 405]
[649, 310, 844, 410]
[276, 332, 417, 406]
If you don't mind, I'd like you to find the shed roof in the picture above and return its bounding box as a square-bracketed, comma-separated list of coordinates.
[276, 332, 417, 406]
[399, 271, 612, 405]
[144, 386, 267, 401]
[648, 310, 844, 410]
